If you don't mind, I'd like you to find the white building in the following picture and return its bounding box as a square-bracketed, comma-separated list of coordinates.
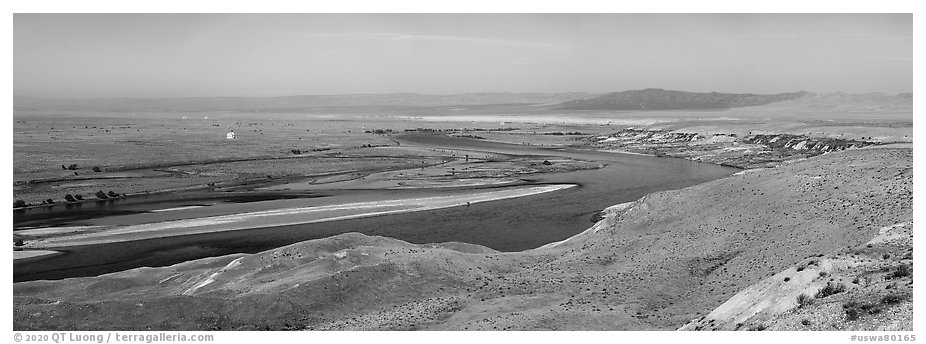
[226, 130, 236, 140]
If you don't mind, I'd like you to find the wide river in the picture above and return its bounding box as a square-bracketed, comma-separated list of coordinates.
[14, 135, 739, 281]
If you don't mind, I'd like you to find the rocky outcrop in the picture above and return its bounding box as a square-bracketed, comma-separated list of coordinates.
[744, 134, 875, 155]
[592, 128, 878, 168]
[605, 128, 706, 144]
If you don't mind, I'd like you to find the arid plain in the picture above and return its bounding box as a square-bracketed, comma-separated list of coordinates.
[13, 90, 912, 330]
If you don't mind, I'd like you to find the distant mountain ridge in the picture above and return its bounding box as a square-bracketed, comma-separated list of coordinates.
[14, 89, 911, 113]
[558, 88, 810, 110]
[13, 92, 599, 111]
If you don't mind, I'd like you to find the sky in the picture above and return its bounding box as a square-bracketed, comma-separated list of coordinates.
[13, 13, 913, 98]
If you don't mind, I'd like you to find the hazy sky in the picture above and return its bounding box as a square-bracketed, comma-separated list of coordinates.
[14, 14, 912, 98]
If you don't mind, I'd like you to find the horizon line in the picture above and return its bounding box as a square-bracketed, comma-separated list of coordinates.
[12, 89, 914, 101]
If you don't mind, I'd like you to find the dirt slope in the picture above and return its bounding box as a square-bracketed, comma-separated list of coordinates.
[679, 220, 912, 331]
[14, 147, 912, 330]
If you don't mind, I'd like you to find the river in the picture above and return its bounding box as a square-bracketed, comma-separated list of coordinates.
[13, 135, 739, 281]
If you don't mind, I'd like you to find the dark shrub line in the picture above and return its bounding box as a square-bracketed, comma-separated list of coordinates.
[815, 283, 846, 299]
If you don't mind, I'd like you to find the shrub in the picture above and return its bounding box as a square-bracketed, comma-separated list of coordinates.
[844, 303, 862, 321]
[843, 301, 882, 321]
[44, 198, 55, 204]
[797, 293, 813, 308]
[67, 164, 78, 170]
[107, 190, 119, 198]
[95, 190, 109, 199]
[74, 194, 84, 200]
[784, 277, 791, 282]
[13, 199, 26, 208]
[14, 239, 24, 246]
[880, 294, 907, 305]
[801, 319, 812, 326]
[890, 264, 912, 279]
[92, 166, 102, 172]
[64, 194, 76, 202]
[815, 282, 847, 298]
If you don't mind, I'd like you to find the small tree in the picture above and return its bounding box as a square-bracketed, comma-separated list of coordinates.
[64, 194, 77, 202]
[74, 194, 84, 200]
[13, 199, 26, 208]
[92, 166, 102, 172]
[45, 198, 55, 204]
[95, 190, 109, 199]
[67, 164, 78, 170]
[107, 190, 119, 198]
[61, 164, 67, 170]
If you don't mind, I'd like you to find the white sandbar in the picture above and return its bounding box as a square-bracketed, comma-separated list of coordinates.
[13, 250, 62, 260]
[28, 184, 576, 248]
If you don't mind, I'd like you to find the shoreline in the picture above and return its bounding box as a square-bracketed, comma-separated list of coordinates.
[533, 201, 637, 250]
[23, 184, 577, 249]
[598, 148, 657, 157]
